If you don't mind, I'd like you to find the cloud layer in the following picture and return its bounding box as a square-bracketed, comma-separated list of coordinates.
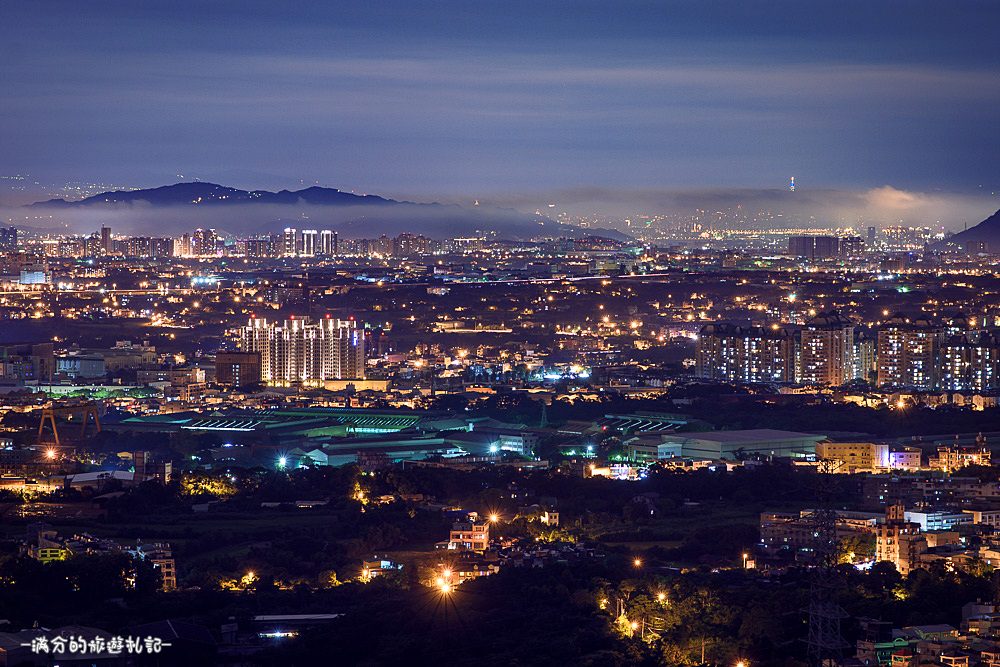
[8, 186, 997, 238]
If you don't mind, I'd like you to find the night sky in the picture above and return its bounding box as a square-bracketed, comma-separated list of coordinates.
[2, 1, 998, 207]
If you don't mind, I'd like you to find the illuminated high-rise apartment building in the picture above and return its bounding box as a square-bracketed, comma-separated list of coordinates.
[283, 227, 298, 256]
[191, 228, 219, 256]
[696, 323, 795, 383]
[320, 230, 338, 255]
[238, 317, 365, 383]
[939, 332, 1000, 391]
[300, 229, 317, 257]
[796, 311, 854, 386]
[876, 315, 941, 389]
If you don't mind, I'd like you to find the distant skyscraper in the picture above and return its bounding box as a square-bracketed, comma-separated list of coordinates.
[839, 237, 864, 257]
[320, 230, 337, 255]
[789, 176, 795, 192]
[191, 228, 218, 256]
[175, 233, 192, 257]
[0, 226, 17, 253]
[300, 229, 317, 257]
[242, 237, 273, 258]
[101, 225, 113, 254]
[788, 236, 839, 260]
[392, 232, 431, 257]
[283, 227, 298, 256]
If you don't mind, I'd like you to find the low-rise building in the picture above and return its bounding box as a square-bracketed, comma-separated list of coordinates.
[660, 429, 826, 460]
[759, 509, 879, 557]
[448, 519, 490, 552]
[930, 443, 991, 472]
[876, 504, 927, 576]
[816, 441, 922, 472]
[905, 510, 975, 532]
[361, 557, 403, 582]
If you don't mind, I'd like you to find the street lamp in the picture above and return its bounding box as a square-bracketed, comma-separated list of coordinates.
[633, 557, 642, 568]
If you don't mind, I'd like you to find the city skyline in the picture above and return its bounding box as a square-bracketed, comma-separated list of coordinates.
[4, 4, 1000, 665]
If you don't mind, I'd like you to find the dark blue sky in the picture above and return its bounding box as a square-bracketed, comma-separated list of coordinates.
[2, 0, 998, 203]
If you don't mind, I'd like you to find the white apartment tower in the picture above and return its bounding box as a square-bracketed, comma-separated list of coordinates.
[320, 230, 337, 256]
[300, 229, 317, 257]
[283, 228, 298, 257]
[239, 317, 366, 382]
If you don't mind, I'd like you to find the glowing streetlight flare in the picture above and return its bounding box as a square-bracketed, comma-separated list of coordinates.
[633, 558, 642, 568]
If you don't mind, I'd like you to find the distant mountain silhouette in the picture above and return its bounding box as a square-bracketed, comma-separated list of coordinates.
[941, 208, 1000, 251]
[27, 181, 630, 241]
[32, 182, 397, 208]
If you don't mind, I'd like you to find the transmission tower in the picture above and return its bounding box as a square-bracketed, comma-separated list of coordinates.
[803, 460, 850, 667]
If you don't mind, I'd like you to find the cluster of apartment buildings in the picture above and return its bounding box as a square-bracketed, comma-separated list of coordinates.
[178, 228, 435, 259]
[760, 502, 1000, 577]
[24, 524, 176, 590]
[35, 225, 440, 260]
[236, 316, 366, 384]
[697, 311, 1000, 391]
[855, 610, 1000, 667]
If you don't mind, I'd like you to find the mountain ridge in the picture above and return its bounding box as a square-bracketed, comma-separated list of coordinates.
[25, 181, 631, 242]
[940, 208, 1000, 250]
[31, 181, 404, 208]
